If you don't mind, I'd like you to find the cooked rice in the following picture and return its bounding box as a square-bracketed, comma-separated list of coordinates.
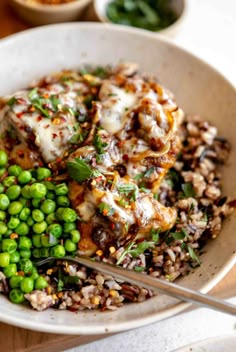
[21, 114, 234, 312]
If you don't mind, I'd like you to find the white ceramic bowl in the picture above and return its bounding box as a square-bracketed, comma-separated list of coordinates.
[93, 0, 186, 38]
[0, 23, 235, 334]
[10, 0, 91, 26]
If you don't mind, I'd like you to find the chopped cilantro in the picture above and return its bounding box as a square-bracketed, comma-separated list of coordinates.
[7, 97, 17, 107]
[94, 134, 108, 155]
[151, 228, 161, 242]
[31, 97, 50, 118]
[130, 241, 155, 258]
[187, 245, 201, 265]
[98, 202, 115, 216]
[67, 158, 93, 182]
[28, 88, 38, 100]
[117, 183, 137, 198]
[181, 183, 195, 198]
[116, 242, 135, 265]
[50, 95, 60, 112]
[68, 133, 84, 144]
[134, 266, 145, 272]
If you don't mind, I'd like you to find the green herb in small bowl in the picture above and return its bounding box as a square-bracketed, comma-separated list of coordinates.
[94, 0, 185, 34]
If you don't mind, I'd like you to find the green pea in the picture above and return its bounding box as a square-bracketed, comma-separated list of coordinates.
[39, 247, 50, 257]
[0, 252, 10, 267]
[56, 195, 70, 207]
[2, 239, 17, 253]
[30, 183, 47, 199]
[0, 169, 6, 178]
[32, 234, 41, 248]
[65, 239, 76, 252]
[9, 288, 25, 304]
[47, 223, 62, 239]
[19, 236, 32, 250]
[32, 198, 42, 208]
[3, 263, 17, 278]
[27, 216, 34, 227]
[18, 170, 32, 184]
[32, 248, 41, 258]
[46, 212, 57, 224]
[20, 249, 31, 259]
[70, 229, 81, 243]
[15, 222, 29, 236]
[32, 209, 44, 222]
[40, 199, 56, 214]
[8, 201, 23, 215]
[35, 276, 48, 290]
[21, 185, 32, 199]
[43, 181, 55, 191]
[20, 277, 34, 293]
[6, 185, 21, 200]
[3, 176, 16, 188]
[33, 221, 47, 234]
[0, 210, 6, 221]
[36, 167, 51, 181]
[4, 229, 13, 238]
[46, 191, 55, 200]
[30, 267, 39, 280]
[7, 216, 20, 229]
[0, 221, 8, 235]
[55, 183, 68, 196]
[55, 207, 65, 221]
[0, 150, 8, 167]
[9, 275, 23, 288]
[18, 258, 33, 274]
[0, 194, 10, 210]
[0, 184, 4, 194]
[18, 197, 29, 207]
[41, 234, 58, 247]
[50, 244, 66, 258]
[19, 207, 31, 221]
[64, 222, 76, 233]
[61, 208, 77, 223]
[8, 164, 22, 177]
[10, 251, 20, 263]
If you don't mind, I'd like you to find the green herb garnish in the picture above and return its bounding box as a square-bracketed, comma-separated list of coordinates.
[7, 97, 17, 107]
[181, 183, 195, 198]
[151, 228, 161, 242]
[187, 245, 201, 265]
[98, 202, 115, 216]
[130, 241, 155, 258]
[67, 158, 93, 182]
[116, 241, 135, 265]
[94, 134, 108, 155]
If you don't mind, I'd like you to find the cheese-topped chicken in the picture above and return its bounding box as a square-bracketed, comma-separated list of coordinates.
[0, 63, 183, 256]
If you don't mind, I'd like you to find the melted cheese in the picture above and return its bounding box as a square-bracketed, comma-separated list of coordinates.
[99, 83, 137, 134]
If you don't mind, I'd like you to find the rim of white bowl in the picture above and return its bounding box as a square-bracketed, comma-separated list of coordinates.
[12, 0, 91, 12]
[0, 22, 235, 335]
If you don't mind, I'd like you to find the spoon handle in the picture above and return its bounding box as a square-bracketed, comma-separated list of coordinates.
[66, 256, 236, 316]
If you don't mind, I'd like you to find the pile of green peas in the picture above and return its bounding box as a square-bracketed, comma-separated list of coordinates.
[0, 150, 80, 304]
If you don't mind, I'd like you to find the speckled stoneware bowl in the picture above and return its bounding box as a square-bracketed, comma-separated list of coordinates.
[0, 23, 235, 334]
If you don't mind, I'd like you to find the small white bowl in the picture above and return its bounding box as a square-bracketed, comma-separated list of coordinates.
[93, 0, 186, 38]
[10, 0, 91, 26]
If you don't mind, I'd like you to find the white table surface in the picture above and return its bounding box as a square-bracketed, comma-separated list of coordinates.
[67, 1, 236, 351]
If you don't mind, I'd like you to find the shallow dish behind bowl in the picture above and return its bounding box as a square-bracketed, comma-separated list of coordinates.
[0, 23, 235, 335]
[93, 0, 186, 38]
[11, 0, 91, 25]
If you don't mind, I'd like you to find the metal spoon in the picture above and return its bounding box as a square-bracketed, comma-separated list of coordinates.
[36, 256, 236, 316]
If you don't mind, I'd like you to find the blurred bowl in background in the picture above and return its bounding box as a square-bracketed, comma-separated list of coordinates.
[10, 0, 91, 26]
[93, 0, 186, 38]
